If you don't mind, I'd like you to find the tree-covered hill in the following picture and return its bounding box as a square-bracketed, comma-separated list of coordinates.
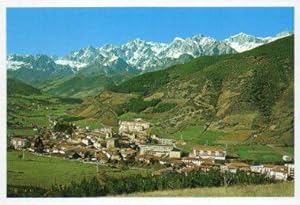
[78, 36, 294, 145]
[39, 74, 116, 98]
[7, 78, 41, 96]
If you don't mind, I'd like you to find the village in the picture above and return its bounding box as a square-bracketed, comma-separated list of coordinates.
[10, 118, 294, 181]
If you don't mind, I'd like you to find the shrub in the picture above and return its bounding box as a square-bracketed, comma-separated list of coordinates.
[116, 98, 161, 115]
[47, 170, 275, 197]
[153, 102, 177, 113]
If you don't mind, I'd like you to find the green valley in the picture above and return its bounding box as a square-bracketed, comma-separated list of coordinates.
[8, 36, 294, 158]
[7, 35, 294, 197]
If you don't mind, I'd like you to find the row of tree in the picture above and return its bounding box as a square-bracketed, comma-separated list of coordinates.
[46, 169, 275, 197]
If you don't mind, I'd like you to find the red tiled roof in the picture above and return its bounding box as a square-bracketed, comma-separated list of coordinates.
[272, 165, 288, 173]
[227, 162, 249, 168]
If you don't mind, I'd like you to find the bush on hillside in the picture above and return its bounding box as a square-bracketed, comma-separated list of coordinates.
[153, 102, 177, 113]
[116, 98, 161, 115]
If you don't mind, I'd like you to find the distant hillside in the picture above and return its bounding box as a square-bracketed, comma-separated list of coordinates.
[7, 78, 41, 96]
[40, 74, 116, 98]
[7, 54, 75, 86]
[77, 36, 294, 145]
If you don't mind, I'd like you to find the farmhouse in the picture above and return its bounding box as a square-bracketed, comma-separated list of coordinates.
[106, 138, 116, 149]
[81, 138, 92, 146]
[136, 155, 160, 164]
[93, 141, 102, 149]
[93, 127, 113, 139]
[269, 165, 288, 181]
[66, 150, 82, 159]
[106, 149, 122, 161]
[192, 145, 226, 160]
[95, 151, 109, 164]
[261, 164, 275, 174]
[151, 135, 174, 145]
[285, 163, 294, 179]
[120, 148, 137, 160]
[182, 157, 205, 166]
[169, 150, 182, 159]
[10, 137, 31, 150]
[139, 144, 174, 157]
[170, 159, 184, 168]
[226, 162, 250, 173]
[250, 165, 265, 173]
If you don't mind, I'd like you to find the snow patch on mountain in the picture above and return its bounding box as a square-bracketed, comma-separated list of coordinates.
[55, 59, 88, 70]
[224, 31, 293, 53]
[7, 61, 32, 70]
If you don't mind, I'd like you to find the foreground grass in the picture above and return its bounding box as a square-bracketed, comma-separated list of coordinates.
[128, 182, 294, 197]
[7, 150, 154, 188]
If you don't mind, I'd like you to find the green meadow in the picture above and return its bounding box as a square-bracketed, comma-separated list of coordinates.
[7, 150, 155, 188]
[226, 144, 294, 162]
[171, 126, 224, 151]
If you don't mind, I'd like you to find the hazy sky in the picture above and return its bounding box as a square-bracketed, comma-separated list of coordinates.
[7, 7, 294, 56]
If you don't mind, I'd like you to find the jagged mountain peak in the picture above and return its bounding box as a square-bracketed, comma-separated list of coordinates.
[276, 31, 293, 38]
[225, 32, 262, 42]
[8, 31, 293, 76]
[172, 37, 185, 42]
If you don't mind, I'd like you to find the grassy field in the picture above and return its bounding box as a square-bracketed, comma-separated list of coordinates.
[170, 126, 224, 151]
[7, 128, 36, 136]
[7, 94, 107, 135]
[72, 118, 104, 129]
[152, 126, 224, 151]
[7, 150, 155, 188]
[226, 144, 294, 162]
[128, 182, 294, 197]
[150, 125, 292, 163]
[7, 94, 77, 128]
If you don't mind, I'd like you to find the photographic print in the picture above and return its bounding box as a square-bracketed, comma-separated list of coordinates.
[6, 7, 294, 197]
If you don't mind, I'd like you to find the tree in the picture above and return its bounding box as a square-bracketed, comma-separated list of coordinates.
[223, 171, 234, 187]
[34, 136, 44, 153]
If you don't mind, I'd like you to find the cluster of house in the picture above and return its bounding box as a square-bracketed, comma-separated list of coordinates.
[220, 162, 294, 181]
[10, 118, 294, 181]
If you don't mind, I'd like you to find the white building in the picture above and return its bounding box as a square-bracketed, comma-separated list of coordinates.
[192, 145, 226, 160]
[10, 138, 31, 150]
[181, 157, 212, 166]
[269, 166, 288, 181]
[81, 138, 92, 146]
[169, 151, 181, 159]
[285, 163, 294, 178]
[93, 141, 102, 149]
[106, 138, 116, 149]
[119, 119, 151, 135]
[139, 144, 173, 157]
[250, 165, 265, 173]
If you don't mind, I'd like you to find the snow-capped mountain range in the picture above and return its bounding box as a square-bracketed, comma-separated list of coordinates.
[53, 34, 236, 73]
[7, 31, 293, 75]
